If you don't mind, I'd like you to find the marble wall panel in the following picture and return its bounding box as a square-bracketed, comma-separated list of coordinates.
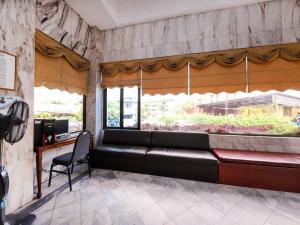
[0, 0, 35, 213]
[100, 0, 300, 63]
[209, 134, 300, 154]
[36, 0, 91, 58]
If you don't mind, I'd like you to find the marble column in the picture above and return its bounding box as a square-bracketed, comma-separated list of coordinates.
[0, 0, 35, 213]
[85, 27, 103, 144]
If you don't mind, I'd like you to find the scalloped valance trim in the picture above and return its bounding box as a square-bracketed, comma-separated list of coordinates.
[35, 29, 90, 71]
[101, 43, 300, 76]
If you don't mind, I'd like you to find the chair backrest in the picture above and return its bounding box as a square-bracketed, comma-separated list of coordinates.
[71, 131, 91, 163]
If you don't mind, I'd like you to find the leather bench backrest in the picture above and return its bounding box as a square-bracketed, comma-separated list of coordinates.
[102, 129, 151, 146]
[151, 131, 210, 150]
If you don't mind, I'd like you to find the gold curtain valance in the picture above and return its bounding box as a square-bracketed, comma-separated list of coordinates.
[35, 30, 90, 71]
[35, 51, 88, 95]
[101, 43, 300, 76]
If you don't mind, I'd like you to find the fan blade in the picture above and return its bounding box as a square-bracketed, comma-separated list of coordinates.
[11, 117, 25, 126]
[4, 101, 29, 144]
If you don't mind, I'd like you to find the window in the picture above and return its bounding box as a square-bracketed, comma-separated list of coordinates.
[141, 90, 300, 136]
[104, 86, 140, 129]
[34, 87, 84, 132]
[106, 88, 121, 127]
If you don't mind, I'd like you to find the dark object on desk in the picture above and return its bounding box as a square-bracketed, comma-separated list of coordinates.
[48, 131, 92, 191]
[55, 119, 69, 135]
[34, 119, 56, 147]
[56, 132, 80, 142]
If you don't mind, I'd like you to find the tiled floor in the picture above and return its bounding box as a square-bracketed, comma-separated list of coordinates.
[28, 166, 300, 225]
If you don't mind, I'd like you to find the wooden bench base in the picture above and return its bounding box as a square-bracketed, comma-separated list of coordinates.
[219, 162, 300, 193]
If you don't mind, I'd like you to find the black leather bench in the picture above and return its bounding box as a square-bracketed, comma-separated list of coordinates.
[146, 131, 218, 182]
[89, 129, 151, 173]
[89, 129, 219, 183]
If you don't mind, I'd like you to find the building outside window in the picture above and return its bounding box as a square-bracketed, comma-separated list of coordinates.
[105, 86, 140, 129]
[141, 90, 300, 136]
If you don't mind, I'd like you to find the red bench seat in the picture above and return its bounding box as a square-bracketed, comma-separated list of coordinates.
[213, 149, 300, 193]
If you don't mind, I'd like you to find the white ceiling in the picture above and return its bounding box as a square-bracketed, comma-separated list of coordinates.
[65, 0, 272, 30]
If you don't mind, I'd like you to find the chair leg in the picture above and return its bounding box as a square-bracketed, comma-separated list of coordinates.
[71, 163, 74, 174]
[67, 166, 72, 191]
[88, 161, 91, 178]
[48, 163, 54, 187]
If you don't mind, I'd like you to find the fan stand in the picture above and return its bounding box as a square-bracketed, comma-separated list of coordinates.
[0, 140, 36, 225]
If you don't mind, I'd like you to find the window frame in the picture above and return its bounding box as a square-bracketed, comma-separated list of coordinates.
[103, 86, 141, 130]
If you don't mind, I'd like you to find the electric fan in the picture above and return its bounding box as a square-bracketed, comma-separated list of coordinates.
[0, 100, 34, 225]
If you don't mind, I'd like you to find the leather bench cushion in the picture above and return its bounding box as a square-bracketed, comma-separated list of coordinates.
[213, 149, 300, 168]
[151, 131, 210, 150]
[102, 129, 151, 147]
[89, 145, 148, 173]
[93, 144, 148, 158]
[146, 148, 218, 183]
[147, 148, 218, 164]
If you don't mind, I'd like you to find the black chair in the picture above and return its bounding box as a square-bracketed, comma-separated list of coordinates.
[48, 131, 92, 191]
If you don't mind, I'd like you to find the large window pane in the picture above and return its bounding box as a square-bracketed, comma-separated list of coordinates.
[123, 86, 139, 128]
[107, 88, 120, 127]
[34, 87, 83, 132]
[141, 90, 300, 136]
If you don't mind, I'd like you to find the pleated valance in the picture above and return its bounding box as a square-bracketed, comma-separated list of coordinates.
[102, 70, 140, 88]
[142, 67, 188, 95]
[190, 61, 246, 94]
[101, 43, 300, 76]
[248, 57, 300, 92]
[35, 51, 88, 95]
[35, 30, 89, 95]
[35, 30, 90, 71]
[101, 43, 300, 95]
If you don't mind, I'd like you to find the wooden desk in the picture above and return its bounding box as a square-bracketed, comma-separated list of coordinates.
[34, 138, 76, 198]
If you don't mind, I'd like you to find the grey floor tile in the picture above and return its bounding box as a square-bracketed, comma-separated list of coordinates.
[101, 179, 121, 193]
[26, 169, 300, 225]
[80, 184, 102, 198]
[51, 203, 81, 225]
[58, 217, 81, 225]
[157, 196, 187, 219]
[121, 182, 145, 198]
[174, 188, 204, 209]
[264, 211, 300, 225]
[32, 199, 56, 215]
[214, 216, 242, 225]
[249, 189, 283, 210]
[273, 192, 300, 223]
[129, 192, 157, 212]
[32, 210, 52, 225]
[172, 210, 207, 225]
[54, 190, 81, 209]
[190, 200, 226, 225]
[224, 196, 273, 225]
[163, 220, 177, 225]
[138, 204, 170, 225]
[81, 193, 106, 216]
[81, 207, 112, 225]
[105, 196, 137, 223]
[112, 212, 144, 225]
